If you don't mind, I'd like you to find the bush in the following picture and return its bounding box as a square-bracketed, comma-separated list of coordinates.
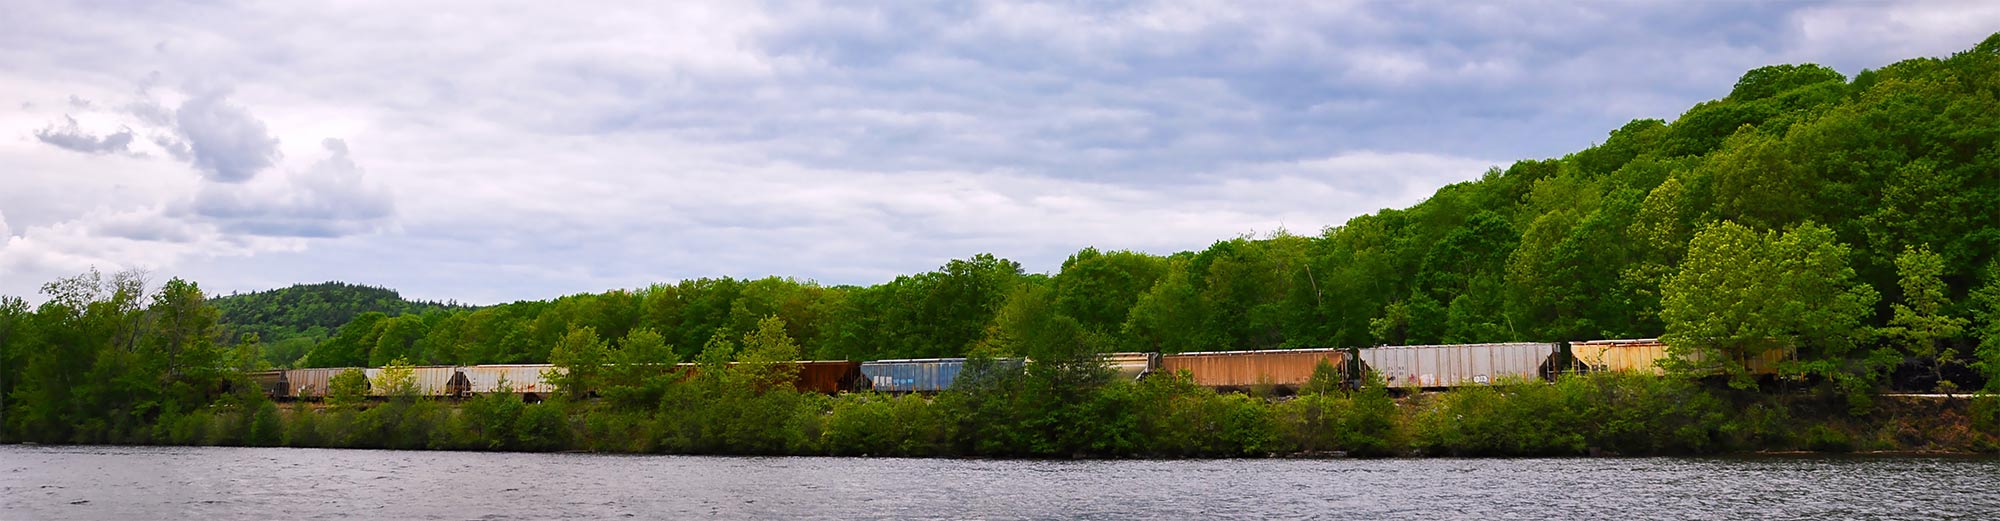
[515, 401, 571, 451]
[283, 403, 323, 447]
[246, 401, 282, 447]
[454, 391, 524, 450]
[1802, 424, 1854, 453]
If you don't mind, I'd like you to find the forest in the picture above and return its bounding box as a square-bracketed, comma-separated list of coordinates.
[3, 34, 2000, 455]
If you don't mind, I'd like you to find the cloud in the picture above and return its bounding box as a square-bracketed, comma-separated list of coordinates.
[34, 115, 135, 155]
[182, 138, 395, 238]
[168, 91, 282, 183]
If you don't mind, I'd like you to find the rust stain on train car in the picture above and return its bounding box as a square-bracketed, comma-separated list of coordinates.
[1159, 348, 1347, 389]
[1577, 338, 1789, 376]
[1571, 339, 1670, 375]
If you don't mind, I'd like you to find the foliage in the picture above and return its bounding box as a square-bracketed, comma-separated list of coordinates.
[1882, 246, 1971, 392]
[1660, 222, 1880, 389]
[210, 281, 470, 367]
[327, 369, 369, 410]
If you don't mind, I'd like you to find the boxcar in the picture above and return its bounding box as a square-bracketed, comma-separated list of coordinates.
[284, 367, 362, 399]
[1104, 352, 1159, 382]
[362, 366, 470, 397]
[1158, 348, 1347, 390]
[859, 358, 1025, 393]
[460, 364, 563, 398]
[1356, 342, 1557, 389]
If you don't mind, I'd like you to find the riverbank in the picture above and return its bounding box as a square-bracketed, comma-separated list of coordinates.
[45, 372, 2000, 459]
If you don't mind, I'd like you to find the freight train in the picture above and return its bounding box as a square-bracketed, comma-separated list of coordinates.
[246, 338, 1773, 400]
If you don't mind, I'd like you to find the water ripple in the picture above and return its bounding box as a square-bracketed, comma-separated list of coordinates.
[2, 446, 1997, 519]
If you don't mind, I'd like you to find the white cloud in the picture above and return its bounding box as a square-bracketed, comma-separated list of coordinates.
[1792, 0, 2000, 67]
[167, 90, 282, 183]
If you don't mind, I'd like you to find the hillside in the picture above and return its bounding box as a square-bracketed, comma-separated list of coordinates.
[212, 282, 472, 367]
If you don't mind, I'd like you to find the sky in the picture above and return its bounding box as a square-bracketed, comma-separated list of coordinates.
[4, 1, 1998, 305]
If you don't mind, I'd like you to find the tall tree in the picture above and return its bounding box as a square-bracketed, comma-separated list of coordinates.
[1881, 246, 1970, 391]
[1660, 222, 1879, 389]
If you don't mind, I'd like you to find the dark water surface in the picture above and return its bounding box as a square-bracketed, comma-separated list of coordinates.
[2, 445, 1996, 520]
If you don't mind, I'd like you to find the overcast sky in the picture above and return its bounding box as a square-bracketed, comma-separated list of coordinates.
[4, 1, 1997, 304]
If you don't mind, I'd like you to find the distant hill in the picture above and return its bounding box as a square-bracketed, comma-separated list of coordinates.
[212, 281, 474, 366]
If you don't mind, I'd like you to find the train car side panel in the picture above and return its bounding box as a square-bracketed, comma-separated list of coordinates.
[1357, 343, 1557, 388]
[795, 361, 864, 394]
[1572, 339, 1670, 375]
[1158, 348, 1347, 389]
[1104, 352, 1159, 382]
[361, 366, 466, 397]
[283, 367, 360, 399]
[461, 365, 563, 396]
[859, 359, 965, 393]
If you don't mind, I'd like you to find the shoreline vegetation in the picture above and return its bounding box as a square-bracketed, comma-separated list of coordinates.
[8, 35, 2000, 458]
[7, 365, 2000, 458]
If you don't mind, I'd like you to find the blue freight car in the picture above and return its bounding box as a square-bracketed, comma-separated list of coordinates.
[860, 358, 1024, 392]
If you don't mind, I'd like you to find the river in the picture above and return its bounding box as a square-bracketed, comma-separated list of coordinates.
[2, 445, 1995, 519]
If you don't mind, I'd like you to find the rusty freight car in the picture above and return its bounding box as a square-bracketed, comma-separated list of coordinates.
[1158, 348, 1347, 390]
[793, 360, 865, 394]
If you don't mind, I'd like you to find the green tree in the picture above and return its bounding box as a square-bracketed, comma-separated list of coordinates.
[545, 326, 608, 401]
[1969, 262, 2000, 392]
[377, 357, 419, 400]
[1660, 222, 1880, 390]
[735, 316, 802, 390]
[1120, 260, 1210, 353]
[302, 312, 386, 368]
[1053, 248, 1168, 336]
[1881, 246, 1970, 392]
[327, 368, 369, 410]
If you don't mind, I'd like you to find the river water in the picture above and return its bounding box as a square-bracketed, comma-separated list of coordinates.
[2, 445, 1995, 520]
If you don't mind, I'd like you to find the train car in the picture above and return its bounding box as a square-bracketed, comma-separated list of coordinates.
[362, 366, 471, 397]
[1104, 352, 1159, 382]
[859, 358, 1025, 393]
[1158, 348, 1347, 390]
[246, 369, 289, 398]
[1572, 338, 1788, 377]
[460, 364, 564, 399]
[794, 360, 866, 394]
[1674, 343, 1790, 376]
[1570, 339, 1671, 375]
[1356, 342, 1558, 389]
[284, 367, 363, 399]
